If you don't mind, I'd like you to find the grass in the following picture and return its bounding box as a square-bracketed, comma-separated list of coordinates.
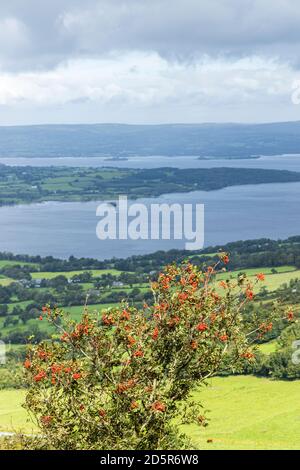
[1, 376, 300, 449]
[7, 301, 32, 313]
[217, 265, 296, 280]
[64, 303, 116, 321]
[0, 303, 118, 336]
[259, 340, 277, 354]
[0, 260, 38, 269]
[188, 252, 219, 259]
[262, 270, 300, 291]
[0, 278, 14, 287]
[0, 389, 35, 434]
[217, 265, 300, 292]
[182, 375, 300, 450]
[30, 269, 122, 280]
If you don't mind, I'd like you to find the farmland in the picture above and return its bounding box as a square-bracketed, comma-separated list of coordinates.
[1, 165, 300, 206]
[0, 262, 299, 340]
[1, 237, 300, 343]
[1, 236, 300, 449]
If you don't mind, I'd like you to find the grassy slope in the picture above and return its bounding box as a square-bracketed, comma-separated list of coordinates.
[259, 340, 277, 354]
[217, 265, 300, 292]
[0, 389, 33, 433]
[182, 376, 300, 450]
[1, 376, 300, 449]
[0, 278, 14, 287]
[261, 270, 300, 291]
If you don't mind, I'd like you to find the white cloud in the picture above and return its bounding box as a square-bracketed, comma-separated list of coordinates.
[0, 1, 299, 123]
[0, 53, 295, 108]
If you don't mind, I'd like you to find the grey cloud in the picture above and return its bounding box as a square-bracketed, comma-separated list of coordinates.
[1, 0, 300, 71]
[1, 0, 300, 127]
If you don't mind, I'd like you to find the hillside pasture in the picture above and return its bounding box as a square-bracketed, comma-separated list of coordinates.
[182, 375, 300, 450]
[1, 376, 300, 450]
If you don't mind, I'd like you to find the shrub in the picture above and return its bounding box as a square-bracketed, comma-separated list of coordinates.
[24, 260, 289, 450]
[2, 325, 48, 344]
[0, 362, 24, 389]
[256, 323, 300, 380]
[0, 434, 44, 450]
[266, 348, 300, 379]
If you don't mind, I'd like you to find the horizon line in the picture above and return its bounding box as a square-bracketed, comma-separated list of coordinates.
[1, 119, 300, 128]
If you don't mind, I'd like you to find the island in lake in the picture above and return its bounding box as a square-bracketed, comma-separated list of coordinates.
[1, 164, 300, 206]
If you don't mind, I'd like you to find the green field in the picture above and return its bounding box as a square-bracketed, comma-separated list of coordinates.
[262, 270, 300, 291]
[0, 389, 33, 434]
[217, 266, 300, 292]
[64, 303, 116, 321]
[0, 303, 117, 335]
[0, 260, 38, 269]
[219, 265, 296, 277]
[1, 376, 300, 449]
[30, 269, 122, 280]
[7, 301, 32, 313]
[0, 278, 14, 287]
[259, 340, 277, 354]
[182, 376, 300, 450]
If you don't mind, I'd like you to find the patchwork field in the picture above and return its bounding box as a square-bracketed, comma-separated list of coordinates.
[1, 262, 300, 339]
[0, 268, 125, 286]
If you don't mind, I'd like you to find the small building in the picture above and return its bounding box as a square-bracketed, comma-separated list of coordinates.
[112, 281, 124, 287]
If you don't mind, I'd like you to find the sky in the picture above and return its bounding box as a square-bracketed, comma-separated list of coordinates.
[1, 0, 300, 125]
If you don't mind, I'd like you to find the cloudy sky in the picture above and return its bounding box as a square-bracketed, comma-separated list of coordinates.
[1, 0, 300, 125]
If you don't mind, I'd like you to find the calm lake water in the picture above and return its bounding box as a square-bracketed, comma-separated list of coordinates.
[2, 154, 300, 171]
[0, 180, 300, 259]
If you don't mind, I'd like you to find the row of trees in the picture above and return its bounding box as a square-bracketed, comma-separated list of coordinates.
[2, 235, 300, 276]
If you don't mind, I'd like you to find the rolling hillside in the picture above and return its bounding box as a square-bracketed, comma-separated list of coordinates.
[1, 121, 300, 157]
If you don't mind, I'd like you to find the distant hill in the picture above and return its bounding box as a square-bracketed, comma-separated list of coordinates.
[1, 121, 300, 158]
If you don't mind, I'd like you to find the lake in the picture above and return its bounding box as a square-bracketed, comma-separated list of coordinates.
[0, 180, 299, 259]
[2, 154, 300, 171]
